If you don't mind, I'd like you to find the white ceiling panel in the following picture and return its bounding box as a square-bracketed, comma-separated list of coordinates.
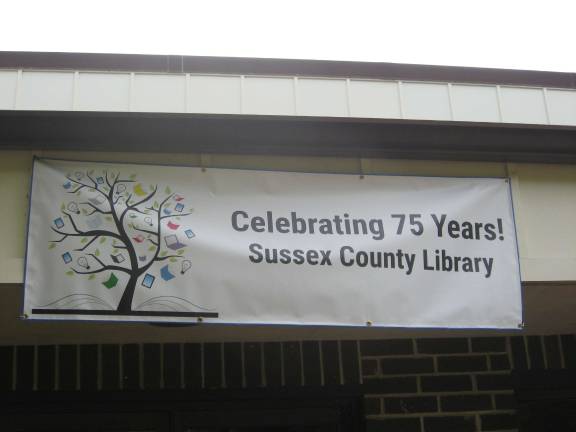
[243, 77, 295, 115]
[402, 82, 451, 121]
[77, 72, 131, 112]
[18, 71, 73, 111]
[188, 75, 241, 114]
[297, 78, 348, 117]
[349, 80, 401, 119]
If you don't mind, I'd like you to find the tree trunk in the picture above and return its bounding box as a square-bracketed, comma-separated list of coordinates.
[116, 273, 138, 312]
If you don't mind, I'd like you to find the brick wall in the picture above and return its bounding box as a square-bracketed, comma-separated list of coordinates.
[1, 334, 576, 431]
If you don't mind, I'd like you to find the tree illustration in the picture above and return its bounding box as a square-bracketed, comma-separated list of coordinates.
[49, 169, 195, 313]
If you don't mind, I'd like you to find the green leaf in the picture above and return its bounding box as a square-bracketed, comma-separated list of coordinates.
[99, 237, 106, 244]
[129, 173, 137, 179]
[95, 249, 100, 257]
[129, 214, 137, 218]
[160, 251, 167, 257]
[165, 186, 171, 195]
[148, 245, 155, 251]
[88, 274, 95, 280]
[153, 201, 159, 209]
[105, 216, 112, 221]
[80, 237, 88, 243]
[169, 258, 177, 263]
[88, 170, 94, 176]
[81, 208, 87, 215]
[48, 243, 56, 250]
[65, 271, 74, 276]
[177, 249, 184, 255]
[60, 203, 65, 211]
[113, 249, 118, 254]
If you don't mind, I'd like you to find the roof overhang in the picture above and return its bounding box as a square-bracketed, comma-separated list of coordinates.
[0, 51, 575, 162]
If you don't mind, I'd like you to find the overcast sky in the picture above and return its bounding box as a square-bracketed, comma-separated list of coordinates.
[2, 0, 575, 73]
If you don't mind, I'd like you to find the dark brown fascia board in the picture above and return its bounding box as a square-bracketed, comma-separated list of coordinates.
[0, 51, 575, 89]
[1, 110, 575, 163]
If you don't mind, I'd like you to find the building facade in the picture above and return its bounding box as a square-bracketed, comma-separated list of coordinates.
[1, 52, 576, 431]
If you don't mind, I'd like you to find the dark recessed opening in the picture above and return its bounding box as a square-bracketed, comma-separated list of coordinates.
[2, 389, 365, 432]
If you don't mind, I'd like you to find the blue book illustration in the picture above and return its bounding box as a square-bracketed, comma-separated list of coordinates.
[63, 181, 72, 190]
[96, 176, 104, 184]
[163, 208, 172, 216]
[142, 273, 155, 288]
[174, 203, 184, 212]
[62, 252, 72, 263]
[185, 229, 195, 239]
[54, 217, 65, 228]
[160, 265, 175, 281]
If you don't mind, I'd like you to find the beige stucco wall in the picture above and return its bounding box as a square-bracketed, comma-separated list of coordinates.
[1, 150, 575, 284]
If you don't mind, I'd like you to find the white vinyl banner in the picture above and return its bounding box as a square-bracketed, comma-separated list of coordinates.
[24, 158, 522, 328]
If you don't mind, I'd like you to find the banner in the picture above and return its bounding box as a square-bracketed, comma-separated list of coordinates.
[24, 158, 522, 328]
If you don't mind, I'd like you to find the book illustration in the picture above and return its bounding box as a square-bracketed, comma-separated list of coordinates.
[160, 265, 175, 281]
[142, 273, 155, 288]
[175, 203, 184, 212]
[185, 229, 195, 239]
[167, 221, 180, 230]
[54, 217, 65, 229]
[102, 273, 119, 289]
[63, 181, 72, 190]
[110, 253, 125, 264]
[164, 234, 187, 251]
[62, 252, 72, 264]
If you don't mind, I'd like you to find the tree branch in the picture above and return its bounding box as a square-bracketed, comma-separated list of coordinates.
[72, 265, 131, 275]
[62, 211, 82, 234]
[68, 184, 86, 194]
[85, 172, 98, 187]
[105, 170, 113, 188]
[74, 235, 100, 251]
[160, 212, 192, 220]
[81, 202, 111, 215]
[65, 175, 107, 199]
[155, 255, 184, 262]
[87, 253, 107, 268]
[133, 226, 159, 237]
[51, 225, 124, 243]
